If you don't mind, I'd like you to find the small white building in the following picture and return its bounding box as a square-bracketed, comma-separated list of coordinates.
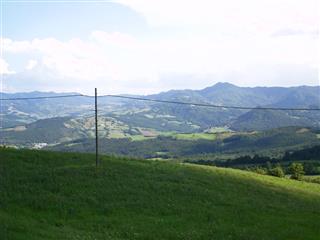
[32, 143, 48, 149]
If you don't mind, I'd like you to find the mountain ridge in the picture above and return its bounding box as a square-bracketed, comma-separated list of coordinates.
[2, 82, 319, 99]
[2, 82, 319, 130]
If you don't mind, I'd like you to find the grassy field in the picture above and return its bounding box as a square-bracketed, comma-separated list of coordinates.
[1, 148, 320, 240]
[175, 133, 217, 140]
[303, 175, 320, 184]
[129, 132, 219, 141]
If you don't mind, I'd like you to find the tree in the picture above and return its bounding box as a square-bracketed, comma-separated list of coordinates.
[289, 163, 305, 180]
[266, 161, 272, 172]
[269, 164, 285, 178]
[253, 167, 267, 175]
[303, 163, 320, 175]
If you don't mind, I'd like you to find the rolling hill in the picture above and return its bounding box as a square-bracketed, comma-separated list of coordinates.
[2, 112, 319, 158]
[2, 83, 319, 131]
[230, 109, 320, 131]
[0, 148, 319, 239]
[47, 126, 320, 159]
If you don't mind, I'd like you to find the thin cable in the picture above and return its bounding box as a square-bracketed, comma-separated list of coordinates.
[1, 93, 320, 111]
[0, 94, 84, 101]
[95, 94, 320, 111]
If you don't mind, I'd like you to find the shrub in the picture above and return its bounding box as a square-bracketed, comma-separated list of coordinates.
[269, 164, 285, 178]
[303, 163, 320, 175]
[252, 167, 267, 175]
[289, 163, 305, 180]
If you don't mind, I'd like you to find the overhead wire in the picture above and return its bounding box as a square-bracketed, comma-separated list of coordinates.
[0, 94, 84, 101]
[1, 93, 320, 111]
[97, 94, 320, 111]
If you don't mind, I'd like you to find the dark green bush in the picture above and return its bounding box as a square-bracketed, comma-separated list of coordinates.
[269, 164, 285, 178]
[289, 163, 305, 180]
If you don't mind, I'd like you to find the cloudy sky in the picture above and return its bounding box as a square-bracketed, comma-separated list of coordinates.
[0, 0, 319, 94]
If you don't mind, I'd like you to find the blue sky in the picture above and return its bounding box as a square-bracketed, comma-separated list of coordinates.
[1, 0, 319, 94]
[3, 1, 148, 40]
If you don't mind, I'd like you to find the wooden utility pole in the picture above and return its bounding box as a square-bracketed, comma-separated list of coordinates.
[95, 88, 99, 167]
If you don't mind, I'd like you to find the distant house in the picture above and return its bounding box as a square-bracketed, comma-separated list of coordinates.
[32, 143, 48, 149]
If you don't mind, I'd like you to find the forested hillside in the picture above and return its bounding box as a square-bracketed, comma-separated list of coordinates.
[2, 83, 319, 131]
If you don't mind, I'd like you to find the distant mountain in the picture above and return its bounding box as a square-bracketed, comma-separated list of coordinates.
[272, 86, 320, 108]
[1, 83, 319, 131]
[0, 91, 92, 128]
[148, 83, 320, 130]
[230, 109, 320, 131]
[152, 83, 319, 108]
[1, 117, 84, 146]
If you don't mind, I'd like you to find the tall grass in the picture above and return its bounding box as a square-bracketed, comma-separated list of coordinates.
[1, 148, 320, 240]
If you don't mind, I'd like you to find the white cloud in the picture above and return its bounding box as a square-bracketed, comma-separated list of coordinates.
[1, 0, 318, 94]
[2, 29, 318, 94]
[1, 5, 318, 95]
[1, 38, 32, 53]
[91, 31, 138, 48]
[25, 60, 38, 70]
[116, 0, 318, 35]
[0, 58, 15, 75]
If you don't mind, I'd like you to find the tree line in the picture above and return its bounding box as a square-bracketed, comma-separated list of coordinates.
[188, 145, 320, 181]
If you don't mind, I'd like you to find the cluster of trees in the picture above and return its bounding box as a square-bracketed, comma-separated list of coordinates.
[190, 159, 308, 181]
[251, 162, 305, 180]
[283, 145, 320, 161]
[221, 145, 320, 166]
[215, 145, 320, 174]
[189, 145, 320, 181]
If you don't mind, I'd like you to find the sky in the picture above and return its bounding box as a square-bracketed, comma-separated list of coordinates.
[0, 0, 319, 94]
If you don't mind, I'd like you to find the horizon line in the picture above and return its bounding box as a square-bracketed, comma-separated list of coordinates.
[1, 82, 319, 96]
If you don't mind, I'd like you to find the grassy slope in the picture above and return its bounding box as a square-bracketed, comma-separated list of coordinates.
[158, 132, 218, 141]
[0, 148, 320, 240]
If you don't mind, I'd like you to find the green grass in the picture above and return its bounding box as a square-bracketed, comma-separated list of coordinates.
[160, 132, 218, 141]
[303, 175, 320, 184]
[129, 132, 217, 141]
[108, 131, 127, 139]
[1, 148, 320, 240]
[129, 135, 155, 141]
[206, 127, 231, 133]
[175, 133, 217, 140]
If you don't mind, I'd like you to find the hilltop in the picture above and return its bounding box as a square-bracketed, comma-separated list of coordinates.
[2, 83, 320, 156]
[1, 148, 320, 239]
[2, 83, 319, 130]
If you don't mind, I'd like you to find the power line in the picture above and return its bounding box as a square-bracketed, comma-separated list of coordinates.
[97, 94, 320, 111]
[0, 94, 84, 101]
[1, 92, 320, 111]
